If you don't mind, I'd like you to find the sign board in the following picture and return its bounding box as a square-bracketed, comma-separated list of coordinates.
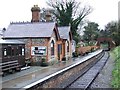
[31, 46, 47, 56]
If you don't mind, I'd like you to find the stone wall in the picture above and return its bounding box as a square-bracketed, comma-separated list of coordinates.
[18, 38, 48, 62]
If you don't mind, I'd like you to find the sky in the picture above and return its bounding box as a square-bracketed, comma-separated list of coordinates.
[0, 0, 119, 29]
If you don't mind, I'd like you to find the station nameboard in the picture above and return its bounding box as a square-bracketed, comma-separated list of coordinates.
[31, 46, 47, 56]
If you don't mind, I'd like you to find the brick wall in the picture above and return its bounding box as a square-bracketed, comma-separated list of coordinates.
[16, 31, 72, 65]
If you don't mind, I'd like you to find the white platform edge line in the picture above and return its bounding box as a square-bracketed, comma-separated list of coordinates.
[23, 49, 103, 89]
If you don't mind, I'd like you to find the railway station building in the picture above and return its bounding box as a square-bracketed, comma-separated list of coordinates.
[3, 5, 72, 65]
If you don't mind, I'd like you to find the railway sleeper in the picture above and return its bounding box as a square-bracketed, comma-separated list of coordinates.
[67, 52, 109, 89]
[58, 52, 104, 88]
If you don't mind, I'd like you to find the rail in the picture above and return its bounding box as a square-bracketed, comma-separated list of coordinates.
[23, 49, 103, 89]
[66, 51, 110, 90]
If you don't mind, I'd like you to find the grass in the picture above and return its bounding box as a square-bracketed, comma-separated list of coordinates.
[111, 46, 120, 88]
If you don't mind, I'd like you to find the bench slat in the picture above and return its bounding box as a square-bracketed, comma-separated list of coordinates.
[0, 60, 18, 66]
[2, 63, 19, 68]
[2, 65, 20, 71]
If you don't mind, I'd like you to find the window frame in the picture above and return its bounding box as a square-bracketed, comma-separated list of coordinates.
[51, 40, 55, 56]
[67, 41, 69, 52]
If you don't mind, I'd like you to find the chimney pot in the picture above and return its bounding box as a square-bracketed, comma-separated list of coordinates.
[31, 5, 40, 22]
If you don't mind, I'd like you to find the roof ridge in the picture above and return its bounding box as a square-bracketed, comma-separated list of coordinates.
[10, 21, 55, 25]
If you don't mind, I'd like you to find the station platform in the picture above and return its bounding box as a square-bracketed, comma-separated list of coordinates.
[2, 49, 102, 89]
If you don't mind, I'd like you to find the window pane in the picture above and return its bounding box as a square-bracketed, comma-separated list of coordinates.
[7, 47, 11, 56]
[16, 47, 19, 56]
[67, 42, 69, 52]
[11, 48, 14, 56]
[61, 44, 62, 54]
[22, 48, 25, 56]
[58, 44, 62, 54]
[19, 46, 22, 55]
[51, 41, 54, 55]
[4, 48, 7, 56]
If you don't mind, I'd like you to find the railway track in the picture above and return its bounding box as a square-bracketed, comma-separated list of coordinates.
[2, 49, 105, 89]
[65, 51, 110, 90]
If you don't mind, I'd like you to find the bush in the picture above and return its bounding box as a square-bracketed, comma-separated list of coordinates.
[111, 46, 120, 88]
[62, 57, 66, 61]
[48, 59, 58, 66]
[72, 52, 79, 57]
[40, 58, 48, 67]
[90, 47, 94, 52]
[25, 58, 31, 66]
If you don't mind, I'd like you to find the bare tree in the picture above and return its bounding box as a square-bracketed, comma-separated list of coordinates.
[47, 0, 92, 43]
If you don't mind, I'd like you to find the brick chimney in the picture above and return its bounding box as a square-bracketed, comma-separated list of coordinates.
[31, 5, 40, 22]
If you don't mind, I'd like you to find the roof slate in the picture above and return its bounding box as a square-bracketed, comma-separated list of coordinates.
[58, 26, 70, 40]
[4, 22, 56, 38]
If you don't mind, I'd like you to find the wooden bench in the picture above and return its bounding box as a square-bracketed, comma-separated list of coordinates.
[0, 60, 21, 76]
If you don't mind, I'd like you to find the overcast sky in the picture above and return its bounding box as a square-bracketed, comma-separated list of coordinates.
[0, 0, 119, 29]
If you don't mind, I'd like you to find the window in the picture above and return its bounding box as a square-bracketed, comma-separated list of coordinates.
[60, 44, 62, 54]
[18, 47, 25, 56]
[67, 41, 69, 52]
[16, 47, 19, 56]
[7, 46, 11, 56]
[58, 44, 62, 54]
[19, 46, 22, 55]
[11, 48, 14, 56]
[4, 48, 7, 56]
[51, 40, 54, 55]
[22, 48, 25, 55]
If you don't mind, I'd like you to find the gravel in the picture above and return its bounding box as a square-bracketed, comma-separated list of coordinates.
[90, 53, 114, 88]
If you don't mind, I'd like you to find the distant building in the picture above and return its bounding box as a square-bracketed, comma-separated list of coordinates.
[3, 5, 72, 65]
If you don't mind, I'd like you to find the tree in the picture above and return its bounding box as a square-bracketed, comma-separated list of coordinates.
[104, 21, 120, 46]
[83, 22, 100, 43]
[40, 8, 56, 22]
[47, 0, 92, 44]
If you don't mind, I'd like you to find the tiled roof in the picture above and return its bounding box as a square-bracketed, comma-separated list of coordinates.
[58, 26, 70, 40]
[4, 22, 56, 38]
[0, 39, 24, 44]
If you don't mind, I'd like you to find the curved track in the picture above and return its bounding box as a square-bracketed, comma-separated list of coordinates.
[2, 50, 106, 89]
[65, 51, 110, 90]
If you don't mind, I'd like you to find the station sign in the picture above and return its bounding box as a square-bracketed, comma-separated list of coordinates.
[31, 46, 47, 56]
